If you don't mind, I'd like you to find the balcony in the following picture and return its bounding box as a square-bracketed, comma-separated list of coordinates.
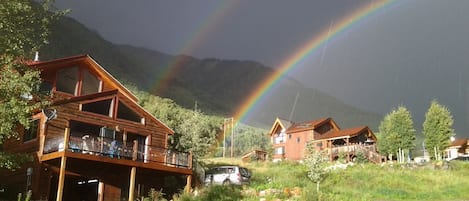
[41, 133, 191, 169]
[327, 144, 383, 163]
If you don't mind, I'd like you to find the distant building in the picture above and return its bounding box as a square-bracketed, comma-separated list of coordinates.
[445, 138, 469, 160]
[268, 117, 382, 163]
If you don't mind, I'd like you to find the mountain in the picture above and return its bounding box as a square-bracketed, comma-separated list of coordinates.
[40, 16, 382, 130]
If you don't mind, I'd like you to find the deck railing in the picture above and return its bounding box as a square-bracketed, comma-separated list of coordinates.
[42, 135, 191, 168]
[328, 144, 383, 163]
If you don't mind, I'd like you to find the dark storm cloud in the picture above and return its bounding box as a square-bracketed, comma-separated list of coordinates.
[54, 0, 368, 66]
[54, 0, 469, 135]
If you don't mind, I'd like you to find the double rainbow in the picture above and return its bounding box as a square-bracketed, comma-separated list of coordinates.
[233, 0, 395, 124]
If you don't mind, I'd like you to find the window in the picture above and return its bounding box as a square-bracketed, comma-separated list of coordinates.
[100, 127, 116, 139]
[316, 123, 332, 134]
[56, 66, 79, 95]
[82, 99, 113, 116]
[275, 146, 285, 155]
[81, 70, 101, 95]
[274, 131, 286, 144]
[117, 102, 142, 123]
[23, 119, 39, 142]
[296, 137, 301, 143]
[39, 81, 53, 96]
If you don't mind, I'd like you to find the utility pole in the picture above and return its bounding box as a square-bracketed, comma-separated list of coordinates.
[223, 119, 226, 158]
[222, 117, 234, 158]
[230, 117, 235, 158]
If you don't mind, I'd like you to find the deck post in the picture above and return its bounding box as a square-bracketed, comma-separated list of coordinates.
[56, 156, 67, 201]
[98, 182, 104, 201]
[38, 116, 46, 156]
[132, 140, 138, 161]
[38, 135, 45, 156]
[346, 138, 350, 162]
[185, 175, 192, 192]
[56, 127, 70, 201]
[189, 151, 193, 169]
[128, 167, 137, 201]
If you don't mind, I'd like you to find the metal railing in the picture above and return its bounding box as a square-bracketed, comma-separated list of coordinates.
[42, 135, 191, 168]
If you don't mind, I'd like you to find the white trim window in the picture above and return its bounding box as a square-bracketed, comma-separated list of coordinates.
[275, 146, 285, 155]
[274, 131, 286, 144]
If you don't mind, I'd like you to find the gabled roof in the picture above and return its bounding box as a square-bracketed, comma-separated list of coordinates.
[286, 117, 336, 133]
[29, 55, 173, 134]
[268, 117, 341, 135]
[278, 118, 293, 130]
[449, 138, 468, 148]
[314, 126, 375, 141]
[28, 54, 138, 102]
[268, 117, 293, 135]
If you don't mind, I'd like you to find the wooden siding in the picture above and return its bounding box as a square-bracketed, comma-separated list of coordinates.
[1, 55, 189, 201]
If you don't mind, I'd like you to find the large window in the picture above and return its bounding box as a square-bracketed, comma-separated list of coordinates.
[82, 99, 113, 117]
[39, 81, 53, 96]
[274, 132, 286, 144]
[56, 66, 79, 95]
[316, 123, 332, 134]
[23, 119, 39, 142]
[81, 70, 101, 95]
[56, 67, 102, 96]
[117, 102, 142, 123]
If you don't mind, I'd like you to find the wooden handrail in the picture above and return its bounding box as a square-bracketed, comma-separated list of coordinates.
[329, 144, 383, 163]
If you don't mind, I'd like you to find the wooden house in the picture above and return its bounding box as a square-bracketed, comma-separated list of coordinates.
[0, 55, 192, 201]
[241, 149, 268, 162]
[268, 117, 382, 163]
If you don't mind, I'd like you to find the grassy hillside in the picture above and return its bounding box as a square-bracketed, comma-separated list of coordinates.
[40, 15, 382, 130]
[192, 158, 469, 201]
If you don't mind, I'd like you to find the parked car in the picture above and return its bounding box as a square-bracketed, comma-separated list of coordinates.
[204, 165, 251, 186]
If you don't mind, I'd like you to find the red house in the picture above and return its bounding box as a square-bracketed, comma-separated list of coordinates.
[0, 55, 192, 201]
[268, 117, 381, 163]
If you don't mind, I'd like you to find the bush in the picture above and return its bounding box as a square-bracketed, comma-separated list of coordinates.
[354, 151, 368, 164]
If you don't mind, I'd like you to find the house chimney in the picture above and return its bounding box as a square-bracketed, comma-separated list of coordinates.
[34, 51, 39, 62]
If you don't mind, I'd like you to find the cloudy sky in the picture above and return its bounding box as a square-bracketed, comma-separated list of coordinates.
[54, 0, 469, 135]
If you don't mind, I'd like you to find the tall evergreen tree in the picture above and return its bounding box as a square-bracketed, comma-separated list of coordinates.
[0, 0, 64, 169]
[377, 106, 416, 161]
[422, 100, 455, 160]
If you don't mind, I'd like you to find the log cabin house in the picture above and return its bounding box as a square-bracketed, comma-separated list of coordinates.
[268, 117, 382, 163]
[0, 55, 192, 201]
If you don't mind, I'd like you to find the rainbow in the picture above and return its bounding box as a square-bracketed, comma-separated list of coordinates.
[233, 0, 396, 123]
[152, 1, 241, 94]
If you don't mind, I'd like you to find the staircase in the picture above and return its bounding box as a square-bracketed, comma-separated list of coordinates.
[355, 145, 384, 164]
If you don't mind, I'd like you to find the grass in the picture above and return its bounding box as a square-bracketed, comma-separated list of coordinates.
[184, 158, 469, 201]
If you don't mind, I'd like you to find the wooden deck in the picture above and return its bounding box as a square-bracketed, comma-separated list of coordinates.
[328, 144, 384, 163]
[40, 135, 192, 175]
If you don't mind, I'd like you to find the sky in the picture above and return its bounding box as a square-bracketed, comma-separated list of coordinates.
[53, 0, 469, 136]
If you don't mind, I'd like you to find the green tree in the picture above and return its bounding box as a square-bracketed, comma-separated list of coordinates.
[0, 0, 64, 169]
[377, 106, 416, 162]
[305, 143, 328, 193]
[176, 110, 220, 159]
[232, 124, 269, 157]
[422, 100, 455, 160]
[132, 88, 222, 159]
